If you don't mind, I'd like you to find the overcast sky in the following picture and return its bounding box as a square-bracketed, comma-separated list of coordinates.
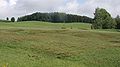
[0, 0, 120, 19]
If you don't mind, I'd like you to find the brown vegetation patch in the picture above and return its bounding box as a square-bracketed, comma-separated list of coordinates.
[110, 40, 120, 43]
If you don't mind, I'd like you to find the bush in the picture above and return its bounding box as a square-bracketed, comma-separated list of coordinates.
[11, 17, 15, 22]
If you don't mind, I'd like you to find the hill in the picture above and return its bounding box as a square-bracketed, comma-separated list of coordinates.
[17, 12, 93, 23]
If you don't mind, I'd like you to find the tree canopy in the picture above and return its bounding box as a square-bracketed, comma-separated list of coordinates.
[11, 17, 15, 22]
[6, 17, 9, 21]
[92, 8, 116, 29]
[115, 15, 120, 29]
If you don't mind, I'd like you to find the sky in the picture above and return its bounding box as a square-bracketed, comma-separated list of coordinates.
[0, 0, 120, 19]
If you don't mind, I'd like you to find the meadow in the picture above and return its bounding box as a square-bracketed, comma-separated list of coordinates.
[0, 21, 91, 30]
[0, 21, 120, 67]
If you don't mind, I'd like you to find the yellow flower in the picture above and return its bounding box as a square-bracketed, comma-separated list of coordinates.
[3, 63, 8, 67]
[3, 65, 6, 67]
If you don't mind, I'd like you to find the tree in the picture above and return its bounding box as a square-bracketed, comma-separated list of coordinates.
[6, 17, 9, 21]
[11, 17, 15, 22]
[115, 15, 120, 29]
[92, 8, 116, 29]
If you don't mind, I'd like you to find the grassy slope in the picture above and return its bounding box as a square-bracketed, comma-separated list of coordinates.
[0, 21, 120, 67]
[0, 21, 91, 30]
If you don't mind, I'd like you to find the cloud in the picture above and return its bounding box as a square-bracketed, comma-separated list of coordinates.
[78, 0, 120, 17]
[9, 0, 17, 6]
[0, 0, 66, 19]
[0, 0, 120, 19]
[0, 0, 8, 18]
[58, 0, 80, 14]
[15, 0, 65, 11]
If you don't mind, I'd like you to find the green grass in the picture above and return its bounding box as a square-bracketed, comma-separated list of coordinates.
[0, 21, 91, 30]
[0, 21, 120, 67]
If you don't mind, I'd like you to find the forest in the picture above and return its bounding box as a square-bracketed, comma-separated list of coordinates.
[17, 12, 93, 23]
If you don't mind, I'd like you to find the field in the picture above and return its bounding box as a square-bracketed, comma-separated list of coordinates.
[0, 21, 120, 67]
[0, 21, 91, 30]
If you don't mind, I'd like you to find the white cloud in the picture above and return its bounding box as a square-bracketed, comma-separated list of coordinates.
[0, 0, 120, 19]
[0, 0, 7, 7]
[9, 0, 17, 6]
[0, 0, 8, 18]
[79, 0, 120, 17]
[58, 0, 79, 15]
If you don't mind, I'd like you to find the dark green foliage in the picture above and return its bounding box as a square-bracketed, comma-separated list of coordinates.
[6, 17, 9, 21]
[17, 12, 93, 23]
[93, 8, 116, 29]
[11, 17, 15, 22]
[0, 19, 11, 22]
[50, 12, 66, 22]
[115, 15, 120, 29]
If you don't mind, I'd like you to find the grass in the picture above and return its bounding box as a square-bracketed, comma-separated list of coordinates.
[0, 21, 120, 67]
[0, 21, 91, 30]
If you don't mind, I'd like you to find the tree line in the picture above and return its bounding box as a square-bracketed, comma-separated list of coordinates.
[17, 12, 93, 23]
[3, 8, 120, 29]
[0, 17, 15, 22]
